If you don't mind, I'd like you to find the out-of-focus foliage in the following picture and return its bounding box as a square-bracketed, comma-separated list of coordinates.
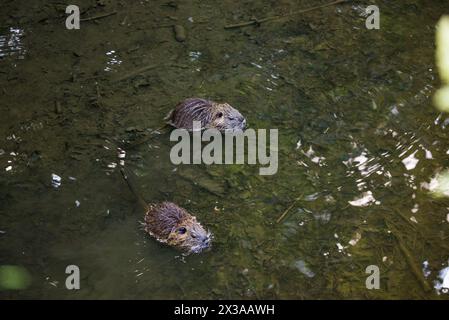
[435, 16, 449, 111]
[434, 86, 449, 111]
[0, 265, 32, 290]
[422, 170, 449, 198]
[433, 17, 449, 199]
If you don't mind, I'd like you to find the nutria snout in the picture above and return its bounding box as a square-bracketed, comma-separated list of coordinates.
[144, 202, 212, 254]
[167, 98, 246, 132]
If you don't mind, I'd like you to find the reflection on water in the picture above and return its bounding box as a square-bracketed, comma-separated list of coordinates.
[0, 0, 449, 300]
[104, 50, 122, 72]
[0, 27, 25, 59]
[435, 265, 449, 294]
[189, 51, 201, 61]
[348, 191, 378, 207]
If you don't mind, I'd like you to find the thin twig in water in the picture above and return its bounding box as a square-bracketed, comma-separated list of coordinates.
[396, 235, 432, 292]
[378, 207, 419, 231]
[124, 124, 169, 149]
[385, 220, 432, 292]
[276, 194, 303, 224]
[80, 11, 117, 22]
[115, 64, 159, 82]
[115, 62, 188, 82]
[95, 83, 102, 99]
[120, 16, 128, 26]
[224, 0, 347, 29]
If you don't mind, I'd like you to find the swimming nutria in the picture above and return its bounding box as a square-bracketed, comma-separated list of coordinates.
[167, 98, 246, 132]
[126, 98, 246, 148]
[120, 167, 212, 254]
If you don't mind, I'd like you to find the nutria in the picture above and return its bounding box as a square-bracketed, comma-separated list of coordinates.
[166, 98, 246, 132]
[120, 167, 212, 254]
[126, 98, 246, 148]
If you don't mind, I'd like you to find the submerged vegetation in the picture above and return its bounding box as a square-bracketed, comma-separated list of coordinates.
[0, 0, 449, 299]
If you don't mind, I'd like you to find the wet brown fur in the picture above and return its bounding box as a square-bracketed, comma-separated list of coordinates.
[167, 98, 246, 132]
[120, 168, 211, 253]
[144, 202, 189, 238]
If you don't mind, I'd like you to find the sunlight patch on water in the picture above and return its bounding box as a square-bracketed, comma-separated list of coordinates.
[293, 260, 315, 278]
[0, 27, 26, 60]
[343, 143, 392, 191]
[189, 51, 201, 61]
[302, 146, 326, 167]
[434, 265, 449, 294]
[402, 150, 419, 170]
[104, 50, 122, 72]
[3, 150, 17, 173]
[250, 62, 262, 69]
[348, 191, 378, 207]
[51, 173, 62, 188]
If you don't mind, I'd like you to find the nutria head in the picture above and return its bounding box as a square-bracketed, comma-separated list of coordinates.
[145, 202, 212, 254]
[208, 102, 246, 132]
[167, 98, 246, 132]
[167, 216, 212, 254]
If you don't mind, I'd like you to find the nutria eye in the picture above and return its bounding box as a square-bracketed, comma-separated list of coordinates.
[178, 227, 187, 234]
[217, 112, 223, 118]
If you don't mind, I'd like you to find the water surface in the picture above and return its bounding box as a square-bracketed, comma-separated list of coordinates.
[1, 0, 449, 299]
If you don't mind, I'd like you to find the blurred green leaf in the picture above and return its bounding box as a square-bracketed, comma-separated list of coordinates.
[435, 16, 449, 112]
[436, 16, 449, 83]
[434, 85, 449, 112]
[423, 170, 449, 198]
[0, 265, 32, 290]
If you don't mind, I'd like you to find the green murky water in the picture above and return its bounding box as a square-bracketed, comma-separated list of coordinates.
[1, 0, 449, 299]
